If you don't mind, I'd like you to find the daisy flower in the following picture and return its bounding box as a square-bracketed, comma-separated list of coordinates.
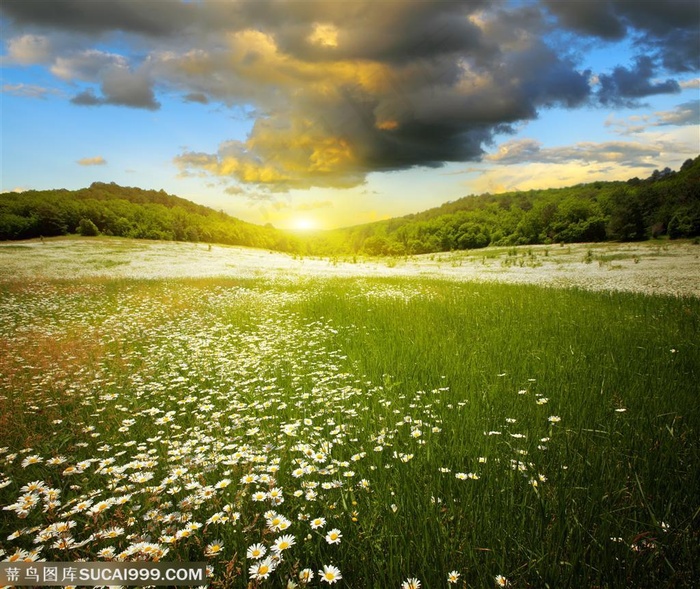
[325, 528, 342, 544]
[495, 575, 509, 587]
[447, 570, 461, 583]
[298, 568, 314, 583]
[246, 543, 266, 560]
[21, 455, 43, 468]
[318, 565, 342, 584]
[310, 517, 326, 529]
[272, 534, 296, 553]
[402, 578, 421, 589]
[204, 540, 224, 557]
[249, 556, 276, 580]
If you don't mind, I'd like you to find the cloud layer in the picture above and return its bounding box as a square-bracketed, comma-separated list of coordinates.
[2, 0, 698, 193]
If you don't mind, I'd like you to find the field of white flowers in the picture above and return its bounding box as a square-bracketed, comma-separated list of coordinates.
[1, 238, 698, 588]
[1, 237, 699, 297]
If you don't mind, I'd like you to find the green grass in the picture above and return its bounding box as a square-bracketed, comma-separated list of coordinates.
[0, 276, 698, 588]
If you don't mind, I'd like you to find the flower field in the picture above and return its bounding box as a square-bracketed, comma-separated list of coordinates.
[0, 247, 698, 587]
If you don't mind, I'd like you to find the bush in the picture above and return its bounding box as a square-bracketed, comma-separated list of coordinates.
[76, 218, 99, 236]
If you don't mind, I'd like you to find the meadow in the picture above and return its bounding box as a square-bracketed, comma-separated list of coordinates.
[0, 240, 698, 588]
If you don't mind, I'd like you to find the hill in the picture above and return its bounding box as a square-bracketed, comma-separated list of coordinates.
[0, 182, 299, 252]
[1, 156, 698, 255]
[303, 156, 700, 255]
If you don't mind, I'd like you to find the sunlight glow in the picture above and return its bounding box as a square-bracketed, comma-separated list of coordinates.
[291, 217, 317, 231]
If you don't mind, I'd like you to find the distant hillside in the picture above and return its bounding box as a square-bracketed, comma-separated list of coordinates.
[0, 182, 300, 252]
[2, 157, 699, 255]
[303, 156, 700, 255]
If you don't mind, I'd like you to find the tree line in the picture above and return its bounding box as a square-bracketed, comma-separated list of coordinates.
[0, 182, 301, 252]
[1, 156, 698, 255]
[305, 156, 700, 256]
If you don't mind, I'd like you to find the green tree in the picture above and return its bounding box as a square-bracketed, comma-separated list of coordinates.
[77, 218, 100, 236]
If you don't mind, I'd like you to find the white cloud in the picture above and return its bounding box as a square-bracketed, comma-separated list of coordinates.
[1, 83, 60, 99]
[6, 34, 52, 64]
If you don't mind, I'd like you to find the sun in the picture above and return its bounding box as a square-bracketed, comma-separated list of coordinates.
[291, 217, 317, 231]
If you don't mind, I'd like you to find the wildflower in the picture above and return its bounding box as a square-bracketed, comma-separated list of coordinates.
[5, 548, 35, 562]
[249, 556, 276, 580]
[495, 575, 509, 587]
[247, 543, 266, 559]
[310, 517, 326, 529]
[318, 565, 342, 584]
[273, 534, 296, 553]
[402, 578, 421, 589]
[205, 540, 224, 557]
[447, 570, 461, 583]
[267, 513, 292, 532]
[325, 528, 342, 544]
[207, 512, 226, 525]
[21, 455, 43, 468]
[21, 481, 48, 494]
[97, 547, 116, 559]
[299, 568, 314, 583]
[548, 415, 561, 423]
[175, 528, 193, 540]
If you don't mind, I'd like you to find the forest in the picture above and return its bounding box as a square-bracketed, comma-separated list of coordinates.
[309, 155, 700, 255]
[1, 156, 699, 256]
[0, 182, 300, 252]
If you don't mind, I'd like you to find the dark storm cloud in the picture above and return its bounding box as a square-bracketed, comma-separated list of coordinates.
[543, 0, 700, 72]
[70, 68, 160, 110]
[70, 88, 102, 106]
[597, 56, 680, 106]
[267, 1, 491, 64]
[0, 0, 195, 36]
[2, 1, 697, 191]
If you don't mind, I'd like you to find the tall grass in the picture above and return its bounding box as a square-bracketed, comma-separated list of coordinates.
[0, 276, 697, 588]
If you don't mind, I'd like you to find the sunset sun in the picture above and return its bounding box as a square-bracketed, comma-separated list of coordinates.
[291, 217, 317, 231]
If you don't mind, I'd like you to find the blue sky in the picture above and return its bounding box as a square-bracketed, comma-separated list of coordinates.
[1, 1, 698, 230]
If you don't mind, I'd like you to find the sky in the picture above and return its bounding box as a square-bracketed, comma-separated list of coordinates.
[1, 1, 699, 231]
